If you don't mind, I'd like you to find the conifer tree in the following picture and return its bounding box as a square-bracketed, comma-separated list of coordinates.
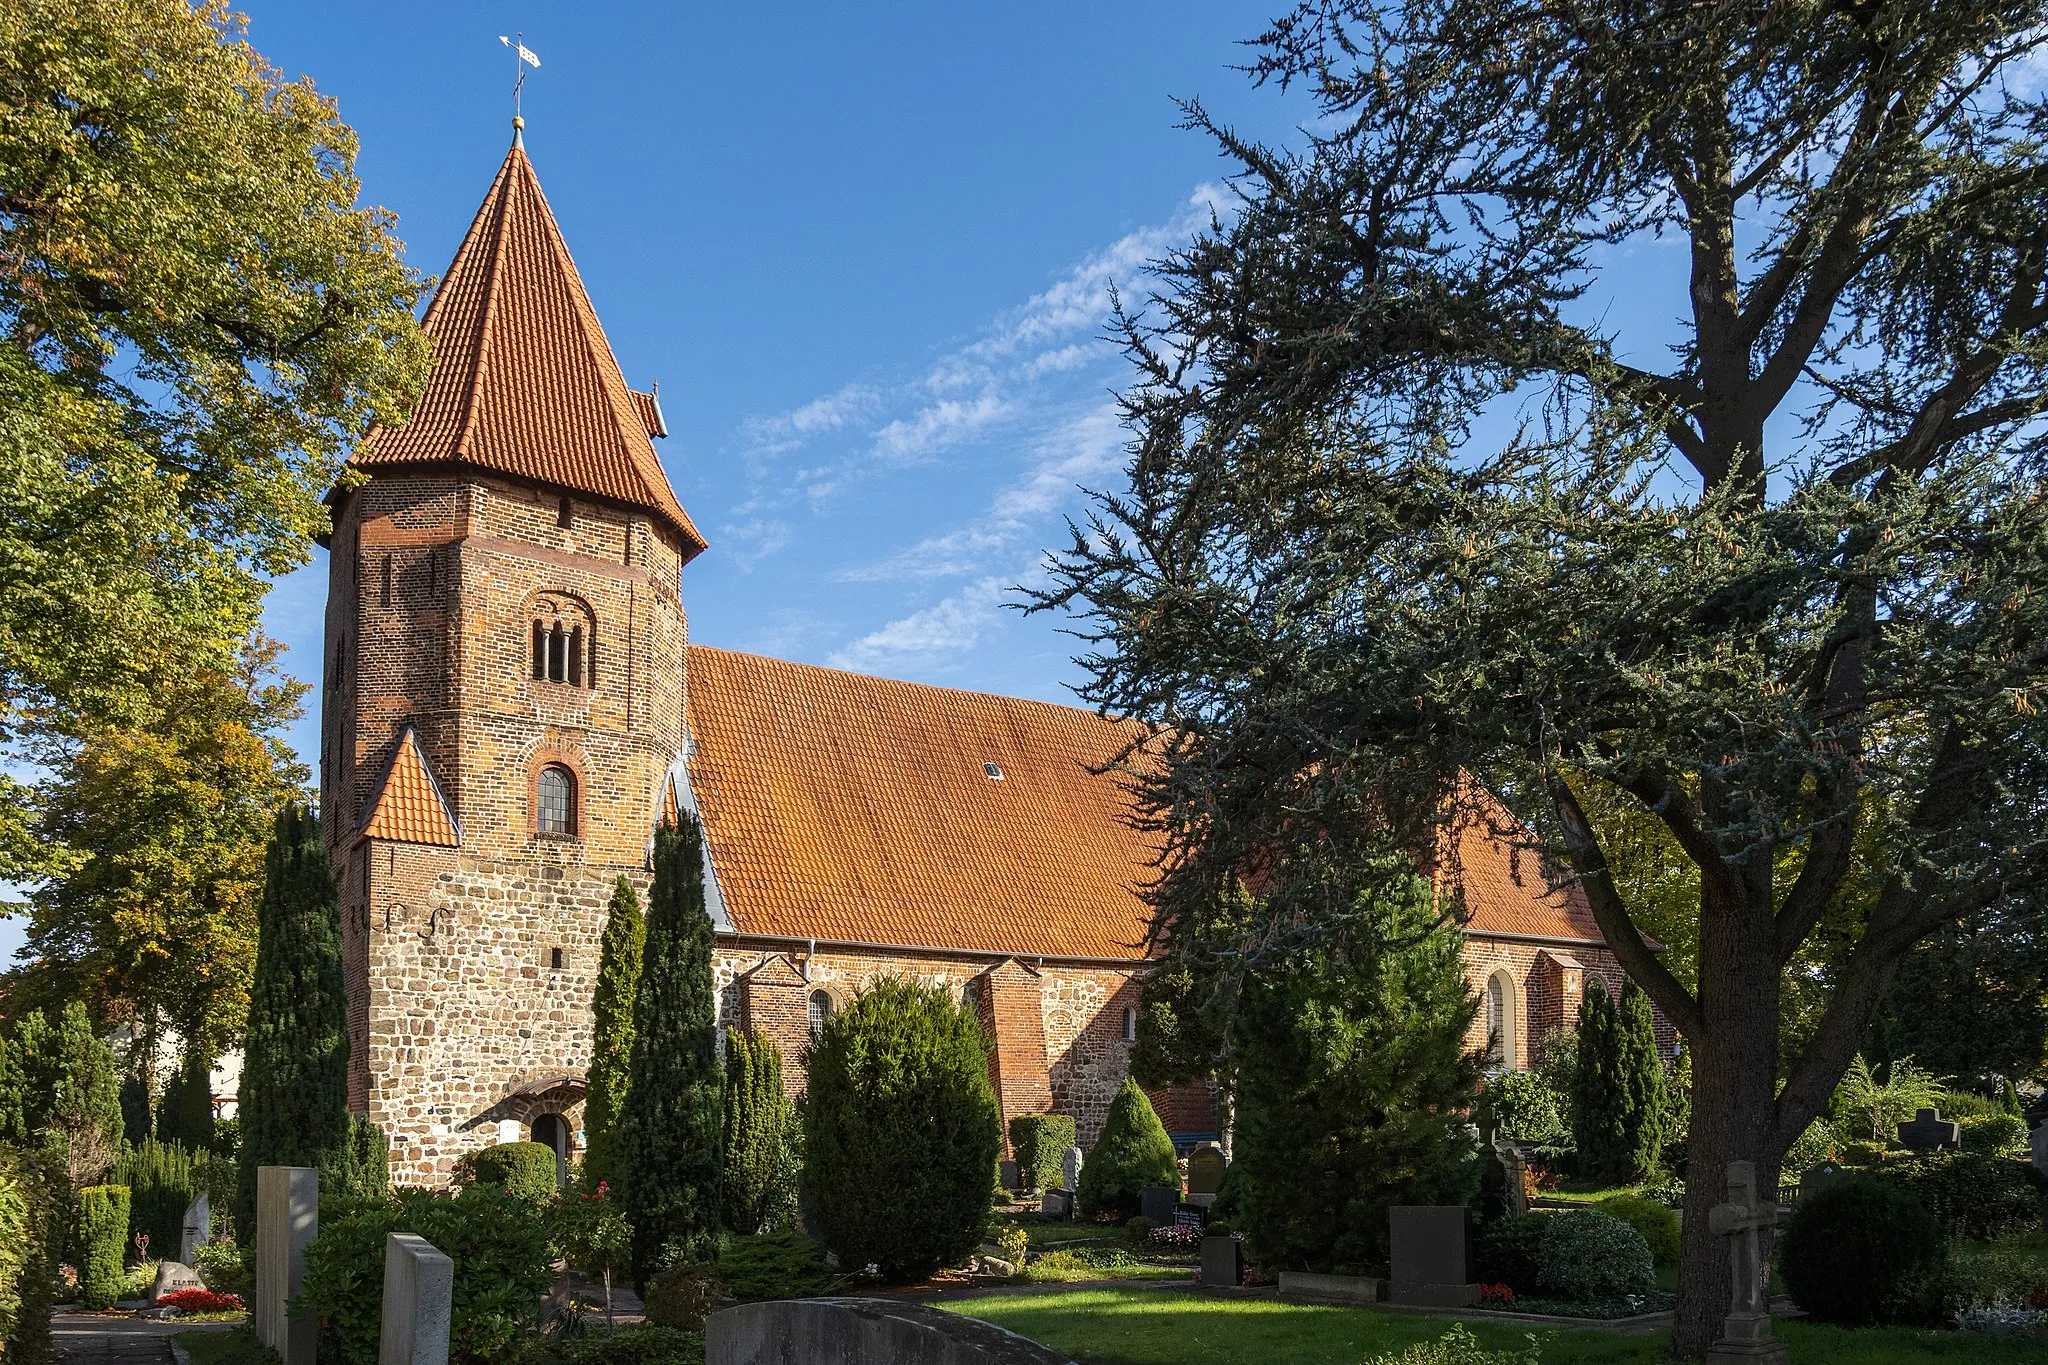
[619, 812, 722, 1283]
[581, 876, 644, 1190]
[721, 1029, 796, 1235]
[1618, 977, 1671, 1169]
[1076, 1077, 1179, 1222]
[0, 1032, 23, 1143]
[1573, 978, 1665, 1182]
[235, 805, 348, 1233]
[39, 1002, 124, 1187]
[155, 1042, 215, 1149]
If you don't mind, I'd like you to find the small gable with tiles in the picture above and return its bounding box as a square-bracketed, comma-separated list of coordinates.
[359, 726, 460, 847]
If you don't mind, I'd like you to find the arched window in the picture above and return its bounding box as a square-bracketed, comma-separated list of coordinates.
[1122, 1006, 1138, 1043]
[1486, 969, 1519, 1069]
[530, 602, 594, 687]
[807, 989, 834, 1039]
[537, 765, 576, 835]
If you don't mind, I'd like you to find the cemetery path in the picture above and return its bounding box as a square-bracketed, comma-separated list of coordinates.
[52, 1311, 235, 1365]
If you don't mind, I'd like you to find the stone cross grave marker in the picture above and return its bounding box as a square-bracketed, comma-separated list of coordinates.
[1491, 1138, 1530, 1216]
[1387, 1206, 1479, 1307]
[379, 1233, 454, 1365]
[255, 1166, 319, 1365]
[1060, 1146, 1083, 1194]
[1704, 1161, 1789, 1365]
[1897, 1107, 1960, 1152]
[180, 1191, 210, 1266]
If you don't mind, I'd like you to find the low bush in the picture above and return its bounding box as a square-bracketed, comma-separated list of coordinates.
[641, 1262, 722, 1330]
[1592, 1195, 1679, 1267]
[1008, 1114, 1078, 1192]
[1872, 1151, 2046, 1241]
[1960, 1113, 2030, 1158]
[1534, 1210, 1653, 1301]
[77, 1185, 131, 1310]
[470, 1142, 559, 1207]
[1077, 1080, 1178, 1221]
[1123, 1216, 1155, 1242]
[1839, 1140, 1885, 1166]
[715, 1230, 841, 1301]
[1474, 1214, 1548, 1294]
[510, 1322, 703, 1365]
[1482, 1069, 1566, 1144]
[194, 1238, 251, 1297]
[1362, 1323, 1540, 1365]
[158, 1288, 244, 1314]
[1779, 1174, 1944, 1325]
[1940, 1236, 2048, 1316]
[299, 1185, 553, 1365]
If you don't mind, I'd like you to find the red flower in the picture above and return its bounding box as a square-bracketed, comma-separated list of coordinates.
[160, 1289, 244, 1314]
[1479, 1283, 1515, 1305]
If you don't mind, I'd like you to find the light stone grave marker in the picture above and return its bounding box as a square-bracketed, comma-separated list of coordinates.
[180, 1191, 210, 1266]
[150, 1261, 205, 1304]
[1704, 1161, 1788, 1365]
[379, 1233, 454, 1365]
[1060, 1146, 1083, 1194]
[2033, 1122, 2048, 1177]
[256, 1166, 319, 1365]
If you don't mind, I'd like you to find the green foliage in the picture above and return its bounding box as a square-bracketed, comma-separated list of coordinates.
[1959, 1112, 2030, 1158]
[112, 1139, 197, 1265]
[1008, 1114, 1077, 1192]
[620, 812, 723, 1284]
[1076, 1080, 1178, 1222]
[1869, 1152, 2047, 1242]
[712, 1227, 839, 1301]
[641, 1262, 722, 1331]
[721, 1029, 797, 1236]
[582, 877, 643, 1191]
[1534, 1210, 1653, 1302]
[119, 1076, 149, 1147]
[1780, 1175, 1944, 1325]
[1784, 1117, 1840, 1172]
[803, 976, 1002, 1282]
[1837, 1054, 1945, 1146]
[1228, 871, 1483, 1273]
[76, 1184, 130, 1310]
[1940, 1236, 2048, 1318]
[0, 1152, 26, 1345]
[549, 1175, 630, 1289]
[470, 1142, 558, 1207]
[156, 1042, 217, 1150]
[194, 1237, 250, 1297]
[1590, 1197, 1679, 1268]
[1474, 1214, 1548, 1295]
[1124, 1216, 1155, 1241]
[4, 1141, 63, 1365]
[10, 1003, 125, 1188]
[510, 1323, 704, 1365]
[1361, 1324, 1540, 1365]
[320, 1114, 389, 1204]
[1482, 1070, 1566, 1145]
[299, 1185, 553, 1365]
[0, 1034, 24, 1145]
[1863, 900, 2048, 1090]
[1570, 981, 1664, 1183]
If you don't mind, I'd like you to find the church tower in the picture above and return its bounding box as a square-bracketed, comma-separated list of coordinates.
[320, 129, 705, 1183]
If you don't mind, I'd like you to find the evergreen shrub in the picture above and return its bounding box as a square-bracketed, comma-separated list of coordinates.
[1779, 1174, 1943, 1325]
[1869, 1151, 2046, 1241]
[77, 1185, 131, 1310]
[471, 1142, 558, 1206]
[0, 1155, 26, 1344]
[1008, 1114, 1077, 1191]
[1473, 1212, 1547, 1293]
[1482, 1069, 1565, 1143]
[300, 1185, 553, 1365]
[1592, 1195, 1679, 1267]
[1534, 1210, 1653, 1301]
[804, 976, 1002, 1281]
[641, 1262, 722, 1330]
[1078, 1079, 1180, 1221]
[1570, 979, 1666, 1183]
[715, 1230, 842, 1301]
[112, 1140, 197, 1265]
[1362, 1324, 1544, 1365]
[5, 1140, 63, 1365]
[722, 1030, 798, 1235]
[1124, 1216, 1155, 1241]
[1959, 1112, 2029, 1157]
[322, 1114, 391, 1203]
[582, 877, 644, 1190]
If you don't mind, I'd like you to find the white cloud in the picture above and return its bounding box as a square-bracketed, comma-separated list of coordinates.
[737, 384, 876, 458]
[992, 404, 1126, 519]
[872, 392, 1013, 463]
[715, 517, 792, 571]
[828, 576, 1014, 672]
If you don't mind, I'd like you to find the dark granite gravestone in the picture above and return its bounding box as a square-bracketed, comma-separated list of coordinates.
[1200, 1234, 1242, 1289]
[999, 1159, 1021, 1190]
[1897, 1107, 1961, 1152]
[1139, 1186, 1179, 1225]
[1387, 1205, 1478, 1307]
[1798, 1161, 1841, 1205]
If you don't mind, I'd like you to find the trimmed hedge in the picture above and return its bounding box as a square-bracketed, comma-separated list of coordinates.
[471, 1142, 559, 1206]
[1592, 1194, 1679, 1267]
[1780, 1174, 1944, 1325]
[1077, 1080, 1178, 1220]
[112, 1139, 197, 1266]
[77, 1185, 131, 1310]
[1008, 1114, 1077, 1192]
[1869, 1151, 2046, 1241]
[1534, 1209, 1653, 1301]
[715, 1230, 842, 1301]
[1474, 1213, 1546, 1293]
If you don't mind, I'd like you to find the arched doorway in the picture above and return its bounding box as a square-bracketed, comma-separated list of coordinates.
[530, 1112, 570, 1189]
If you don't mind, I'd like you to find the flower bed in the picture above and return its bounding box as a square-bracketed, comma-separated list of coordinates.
[159, 1288, 246, 1314]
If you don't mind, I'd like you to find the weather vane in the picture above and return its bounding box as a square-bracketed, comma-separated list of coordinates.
[499, 33, 541, 126]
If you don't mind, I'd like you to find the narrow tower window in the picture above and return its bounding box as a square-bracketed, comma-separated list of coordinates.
[537, 765, 576, 835]
[549, 947, 564, 971]
[567, 626, 584, 686]
[557, 496, 573, 528]
[1122, 1006, 1138, 1042]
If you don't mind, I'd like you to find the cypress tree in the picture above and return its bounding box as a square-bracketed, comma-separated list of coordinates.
[156, 1041, 215, 1149]
[119, 1075, 151, 1146]
[43, 1002, 124, 1186]
[1572, 978, 1647, 1182]
[1618, 977, 1671, 1173]
[0, 1031, 26, 1144]
[619, 812, 722, 1283]
[582, 876, 644, 1190]
[235, 804, 349, 1233]
[722, 1029, 796, 1235]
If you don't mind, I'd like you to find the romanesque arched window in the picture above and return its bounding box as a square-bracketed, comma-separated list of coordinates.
[537, 765, 576, 835]
[1486, 968, 1520, 1070]
[808, 989, 834, 1039]
[530, 597, 595, 687]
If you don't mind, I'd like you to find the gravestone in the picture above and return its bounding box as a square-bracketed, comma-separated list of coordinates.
[1387, 1206, 1478, 1307]
[379, 1233, 454, 1365]
[149, 1261, 205, 1303]
[1898, 1107, 1961, 1152]
[1138, 1186, 1179, 1225]
[1704, 1161, 1789, 1365]
[1200, 1233, 1241, 1290]
[180, 1191, 210, 1266]
[1060, 1146, 1083, 1194]
[2032, 1122, 2048, 1177]
[1797, 1161, 1841, 1206]
[255, 1166, 319, 1365]
[1491, 1138, 1530, 1217]
[1186, 1144, 1226, 1197]
[999, 1159, 1021, 1191]
[1040, 1188, 1073, 1219]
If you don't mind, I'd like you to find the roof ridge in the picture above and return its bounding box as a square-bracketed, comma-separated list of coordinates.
[451, 144, 521, 462]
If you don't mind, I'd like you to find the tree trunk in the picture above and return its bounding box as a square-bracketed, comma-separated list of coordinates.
[1671, 883, 1785, 1356]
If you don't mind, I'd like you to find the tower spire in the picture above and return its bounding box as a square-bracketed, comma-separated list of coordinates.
[499, 33, 541, 139]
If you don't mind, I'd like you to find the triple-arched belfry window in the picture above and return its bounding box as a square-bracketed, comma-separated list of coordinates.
[531, 597, 595, 687]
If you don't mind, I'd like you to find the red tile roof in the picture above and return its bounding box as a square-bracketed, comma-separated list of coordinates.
[685, 645, 1614, 958]
[348, 137, 704, 557]
[360, 727, 461, 847]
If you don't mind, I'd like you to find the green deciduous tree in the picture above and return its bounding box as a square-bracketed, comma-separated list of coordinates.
[803, 977, 1001, 1282]
[581, 877, 643, 1191]
[721, 1029, 797, 1236]
[235, 804, 347, 1233]
[1038, 2, 2048, 1346]
[619, 813, 722, 1284]
[0, 0, 426, 795]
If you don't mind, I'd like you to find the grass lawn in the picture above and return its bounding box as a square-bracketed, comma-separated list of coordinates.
[1001, 1211, 1135, 1250]
[176, 1325, 263, 1365]
[951, 1287, 2044, 1365]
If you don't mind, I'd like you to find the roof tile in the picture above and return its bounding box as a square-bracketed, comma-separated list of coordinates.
[360, 727, 461, 847]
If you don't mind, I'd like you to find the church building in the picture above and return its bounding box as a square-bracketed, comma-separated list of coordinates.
[321, 132, 1652, 1184]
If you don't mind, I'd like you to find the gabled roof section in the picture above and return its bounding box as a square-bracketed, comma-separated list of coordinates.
[349, 137, 705, 558]
[360, 727, 461, 847]
[1439, 788, 1608, 944]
